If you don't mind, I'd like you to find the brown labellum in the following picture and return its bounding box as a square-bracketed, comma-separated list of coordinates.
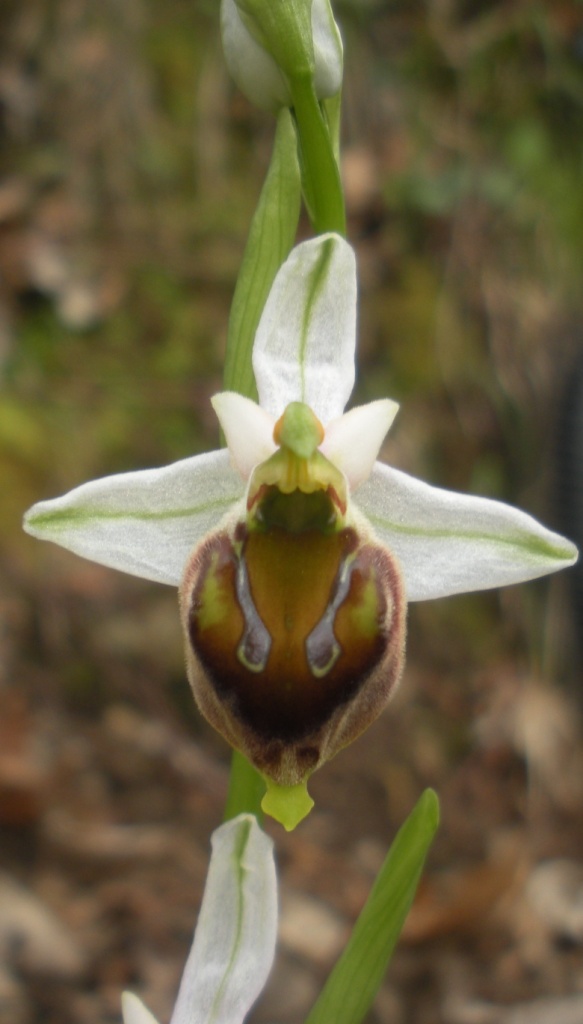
[179, 512, 406, 788]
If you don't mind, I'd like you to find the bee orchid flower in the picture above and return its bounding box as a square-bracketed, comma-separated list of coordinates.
[24, 234, 577, 829]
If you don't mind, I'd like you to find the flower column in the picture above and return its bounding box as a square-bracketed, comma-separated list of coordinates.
[219, 0, 347, 817]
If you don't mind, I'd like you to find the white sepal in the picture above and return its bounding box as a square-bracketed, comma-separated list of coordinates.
[23, 450, 245, 586]
[122, 993, 160, 1024]
[310, 0, 344, 100]
[121, 816, 277, 1024]
[170, 815, 277, 1024]
[322, 398, 399, 490]
[212, 391, 276, 481]
[354, 462, 578, 601]
[221, 0, 289, 112]
[253, 234, 356, 424]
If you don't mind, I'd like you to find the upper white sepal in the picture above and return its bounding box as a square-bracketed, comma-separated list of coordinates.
[253, 234, 356, 424]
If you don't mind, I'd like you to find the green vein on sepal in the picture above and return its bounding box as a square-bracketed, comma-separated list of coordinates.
[364, 511, 576, 563]
[25, 497, 237, 531]
[299, 235, 335, 401]
[205, 817, 253, 1024]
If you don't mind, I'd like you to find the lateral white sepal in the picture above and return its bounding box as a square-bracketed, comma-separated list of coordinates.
[354, 462, 578, 601]
[23, 450, 245, 586]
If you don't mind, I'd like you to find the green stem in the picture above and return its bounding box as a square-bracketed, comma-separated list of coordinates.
[290, 75, 346, 236]
[224, 750, 265, 822]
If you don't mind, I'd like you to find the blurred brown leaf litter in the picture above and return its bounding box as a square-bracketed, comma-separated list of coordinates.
[2, 0, 583, 1021]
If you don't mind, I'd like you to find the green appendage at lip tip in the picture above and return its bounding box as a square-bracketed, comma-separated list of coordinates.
[261, 776, 315, 831]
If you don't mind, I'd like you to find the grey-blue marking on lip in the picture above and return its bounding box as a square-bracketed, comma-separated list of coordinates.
[305, 552, 354, 678]
[235, 551, 272, 673]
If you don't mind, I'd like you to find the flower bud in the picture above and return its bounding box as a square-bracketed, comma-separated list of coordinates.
[221, 0, 343, 113]
[179, 404, 406, 829]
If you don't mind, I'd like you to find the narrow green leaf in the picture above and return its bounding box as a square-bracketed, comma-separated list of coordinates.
[304, 789, 440, 1024]
[223, 107, 301, 402]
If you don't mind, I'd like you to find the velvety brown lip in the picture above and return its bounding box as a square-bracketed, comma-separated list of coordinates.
[187, 524, 390, 743]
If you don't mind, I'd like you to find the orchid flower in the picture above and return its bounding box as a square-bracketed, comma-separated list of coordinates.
[24, 234, 577, 829]
[122, 814, 277, 1024]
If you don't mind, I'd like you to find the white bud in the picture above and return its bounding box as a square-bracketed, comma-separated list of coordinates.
[310, 0, 343, 99]
[221, 0, 343, 113]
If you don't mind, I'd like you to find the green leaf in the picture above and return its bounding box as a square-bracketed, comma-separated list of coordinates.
[223, 107, 301, 402]
[304, 789, 440, 1024]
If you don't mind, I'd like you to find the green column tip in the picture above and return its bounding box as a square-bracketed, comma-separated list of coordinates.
[274, 401, 324, 458]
